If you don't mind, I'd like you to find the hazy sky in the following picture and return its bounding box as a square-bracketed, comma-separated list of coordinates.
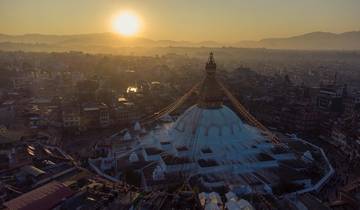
[1, 0, 359, 42]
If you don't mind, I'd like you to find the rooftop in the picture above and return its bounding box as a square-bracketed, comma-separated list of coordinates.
[3, 181, 74, 210]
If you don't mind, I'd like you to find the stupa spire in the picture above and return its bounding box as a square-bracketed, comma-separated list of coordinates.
[198, 52, 223, 109]
[205, 52, 217, 76]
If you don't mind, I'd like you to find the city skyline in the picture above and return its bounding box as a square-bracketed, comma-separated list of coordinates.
[1, 0, 360, 42]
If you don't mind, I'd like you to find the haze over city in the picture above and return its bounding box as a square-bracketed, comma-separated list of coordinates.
[1, 0, 360, 42]
[1, 1, 360, 210]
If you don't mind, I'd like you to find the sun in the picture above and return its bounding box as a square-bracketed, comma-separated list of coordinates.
[112, 11, 140, 36]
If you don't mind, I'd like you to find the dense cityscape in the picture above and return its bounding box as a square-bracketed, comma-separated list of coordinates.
[0, 48, 359, 209]
[1, 1, 360, 210]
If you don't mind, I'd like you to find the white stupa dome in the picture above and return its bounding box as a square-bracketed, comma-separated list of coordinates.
[168, 105, 266, 151]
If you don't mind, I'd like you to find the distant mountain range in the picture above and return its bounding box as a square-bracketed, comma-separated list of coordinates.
[0, 33, 213, 47]
[236, 31, 360, 50]
[1, 31, 360, 51]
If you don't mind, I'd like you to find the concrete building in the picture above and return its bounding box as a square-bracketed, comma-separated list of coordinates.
[0, 100, 16, 127]
[61, 105, 81, 129]
[317, 84, 346, 113]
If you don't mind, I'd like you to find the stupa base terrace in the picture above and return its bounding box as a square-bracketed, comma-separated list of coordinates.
[89, 113, 333, 196]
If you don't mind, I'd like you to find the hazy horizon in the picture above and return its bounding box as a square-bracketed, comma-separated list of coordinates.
[1, 0, 360, 42]
[1, 30, 360, 43]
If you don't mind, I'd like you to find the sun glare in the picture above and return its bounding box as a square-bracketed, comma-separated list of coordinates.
[112, 11, 140, 36]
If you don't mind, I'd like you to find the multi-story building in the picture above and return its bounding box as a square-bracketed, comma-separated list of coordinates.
[12, 76, 32, 90]
[0, 100, 16, 127]
[317, 84, 346, 113]
[76, 80, 99, 103]
[99, 103, 110, 128]
[115, 102, 138, 125]
[61, 100, 113, 131]
[80, 102, 111, 130]
[61, 105, 81, 129]
[279, 103, 319, 134]
[343, 91, 360, 116]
